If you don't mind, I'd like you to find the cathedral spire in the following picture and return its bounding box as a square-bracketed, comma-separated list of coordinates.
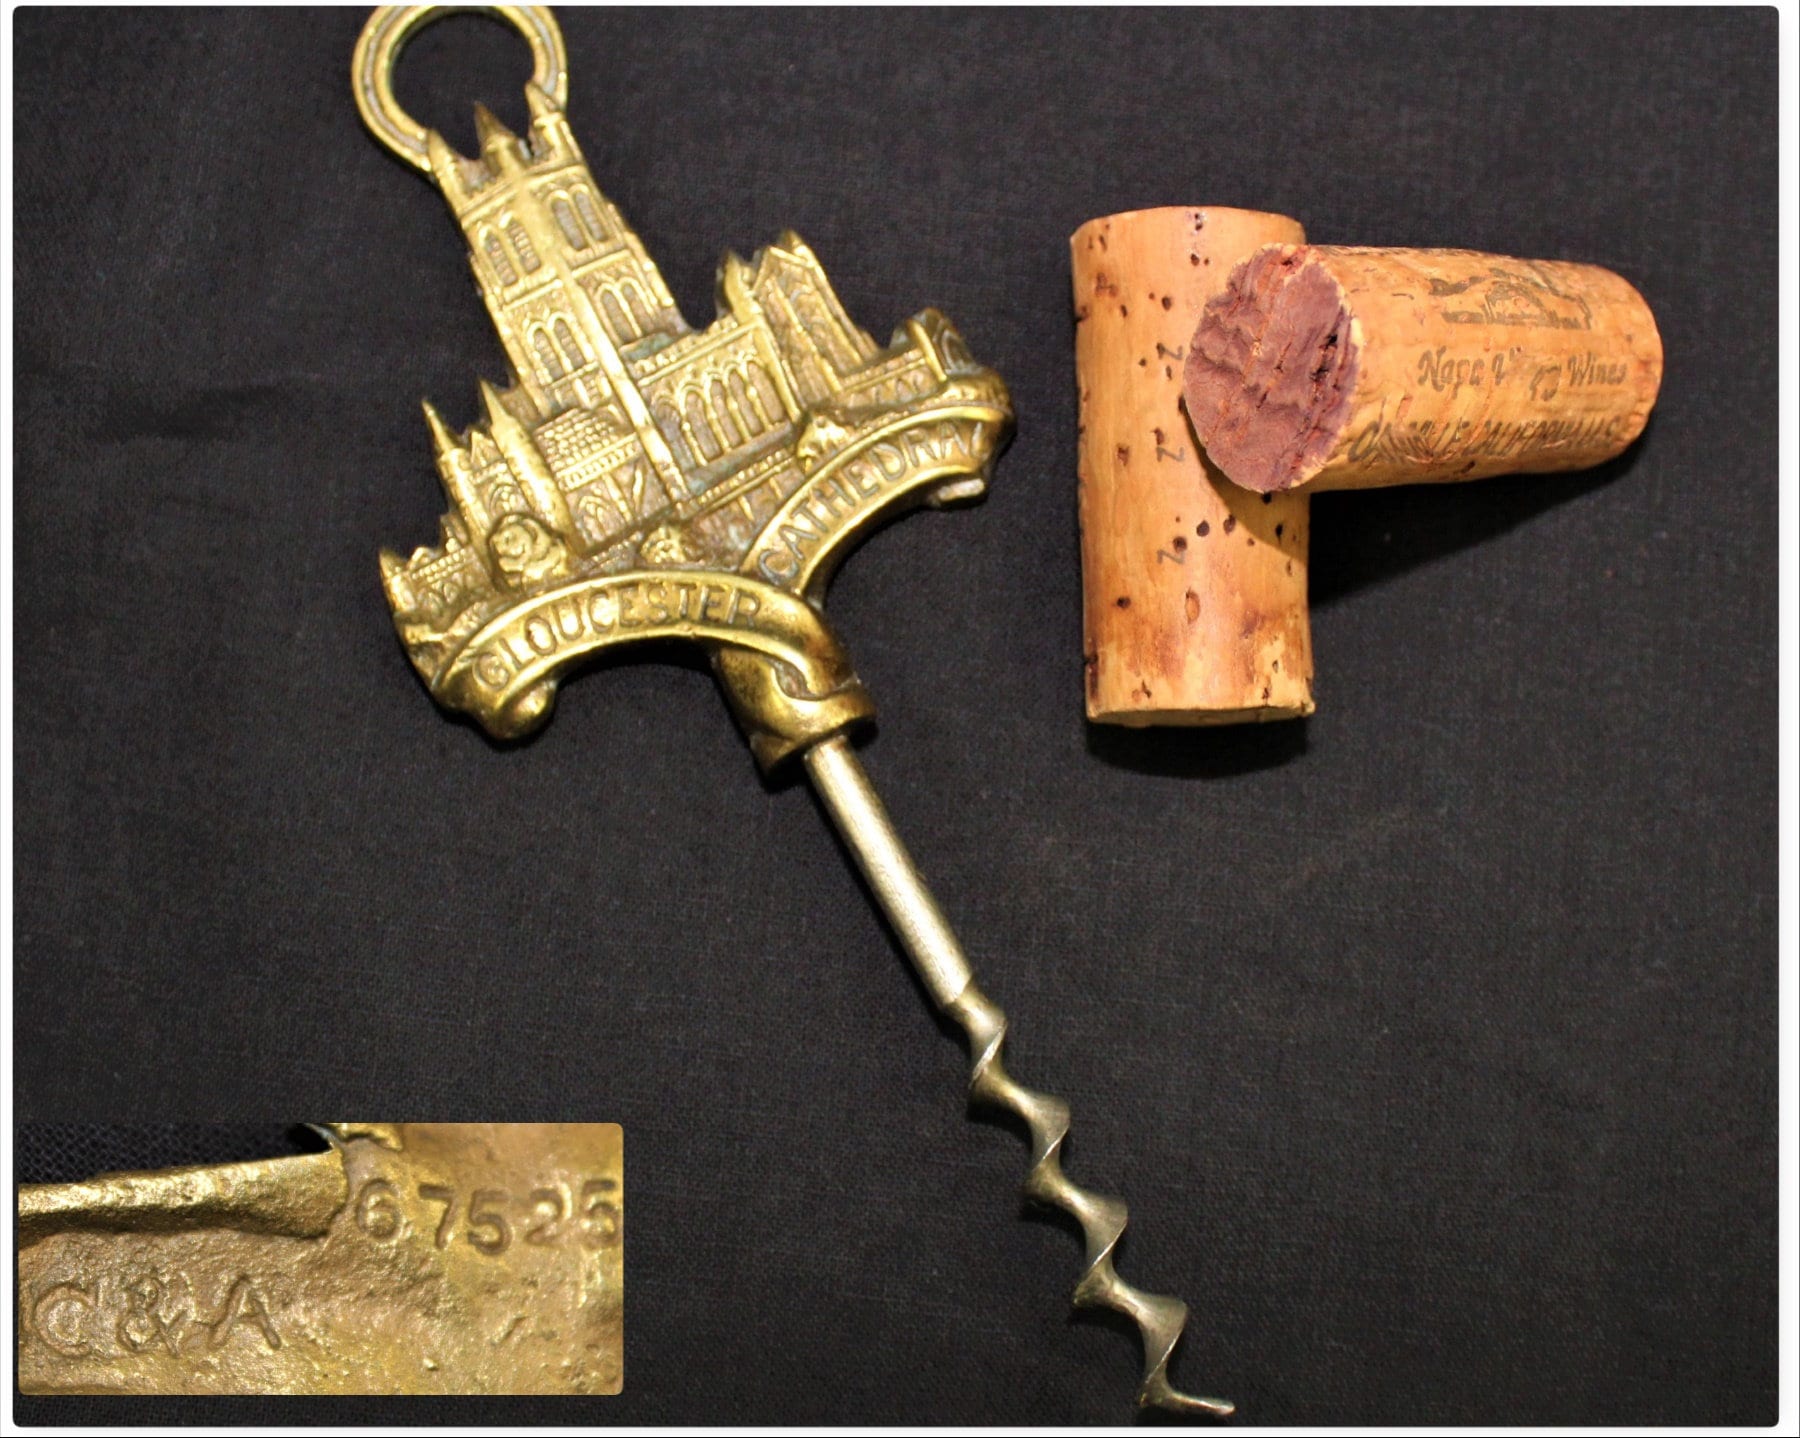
[472, 103, 524, 172]
[478, 377, 517, 429]
[480, 379, 579, 551]
[422, 398, 489, 555]
[421, 399, 461, 462]
[424, 129, 469, 206]
[523, 81, 559, 123]
[523, 81, 571, 161]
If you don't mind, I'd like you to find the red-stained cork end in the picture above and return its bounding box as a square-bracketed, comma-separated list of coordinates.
[1182, 245, 1358, 494]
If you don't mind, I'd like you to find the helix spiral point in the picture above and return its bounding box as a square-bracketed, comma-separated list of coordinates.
[944, 982, 1234, 1419]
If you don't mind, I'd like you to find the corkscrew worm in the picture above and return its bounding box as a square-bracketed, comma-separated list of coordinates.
[806, 736, 1232, 1418]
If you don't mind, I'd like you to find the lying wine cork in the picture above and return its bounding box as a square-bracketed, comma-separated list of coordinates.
[1183, 245, 1663, 494]
[1073, 207, 1314, 726]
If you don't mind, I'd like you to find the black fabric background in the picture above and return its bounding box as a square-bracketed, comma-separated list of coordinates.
[12, 6, 1778, 1426]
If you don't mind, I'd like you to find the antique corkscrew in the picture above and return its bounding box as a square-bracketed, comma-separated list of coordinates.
[353, 5, 1229, 1417]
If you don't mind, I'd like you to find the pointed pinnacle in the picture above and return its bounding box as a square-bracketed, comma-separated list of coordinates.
[717, 250, 751, 308]
[421, 399, 460, 458]
[425, 129, 462, 185]
[478, 377, 511, 428]
[472, 102, 519, 155]
[524, 82, 560, 123]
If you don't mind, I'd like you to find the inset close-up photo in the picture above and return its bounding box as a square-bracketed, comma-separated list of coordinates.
[16, 1124, 623, 1396]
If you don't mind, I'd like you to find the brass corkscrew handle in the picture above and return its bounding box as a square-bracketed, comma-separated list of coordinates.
[804, 737, 1232, 1418]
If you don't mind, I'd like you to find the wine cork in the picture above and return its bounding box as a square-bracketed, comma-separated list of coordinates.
[1182, 245, 1663, 494]
[1073, 207, 1314, 726]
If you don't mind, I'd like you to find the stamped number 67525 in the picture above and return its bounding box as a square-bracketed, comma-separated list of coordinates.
[355, 1178, 621, 1255]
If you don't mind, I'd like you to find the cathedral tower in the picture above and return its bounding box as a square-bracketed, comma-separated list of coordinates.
[424, 90, 687, 505]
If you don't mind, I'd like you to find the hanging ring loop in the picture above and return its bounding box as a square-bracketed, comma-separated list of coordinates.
[352, 5, 567, 173]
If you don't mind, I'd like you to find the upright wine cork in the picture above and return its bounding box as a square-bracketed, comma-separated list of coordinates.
[1183, 245, 1663, 494]
[1073, 208, 1314, 726]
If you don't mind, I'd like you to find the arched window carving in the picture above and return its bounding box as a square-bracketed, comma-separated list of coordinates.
[482, 230, 517, 286]
[573, 187, 607, 243]
[531, 328, 563, 382]
[505, 219, 540, 272]
[684, 391, 720, 460]
[553, 318, 586, 372]
[601, 290, 634, 340]
[728, 371, 764, 436]
[747, 362, 785, 422]
[619, 282, 653, 332]
[551, 196, 587, 249]
[790, 351, 830, 406]
[794, 291, 854, 370]
[709, 378, 743, 449]
[578, 492, 617, 538]
[654, 402, 694, 470]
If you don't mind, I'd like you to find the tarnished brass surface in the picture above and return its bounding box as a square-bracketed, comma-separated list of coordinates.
[17, 1124, 623, 1395]
[354, 7, 1226, 1416]
[18, 1151, 348, 1247]
[359, 6, 1010, 759]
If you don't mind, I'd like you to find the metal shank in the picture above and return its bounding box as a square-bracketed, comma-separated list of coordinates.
[802, 736, 1233, 1419]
